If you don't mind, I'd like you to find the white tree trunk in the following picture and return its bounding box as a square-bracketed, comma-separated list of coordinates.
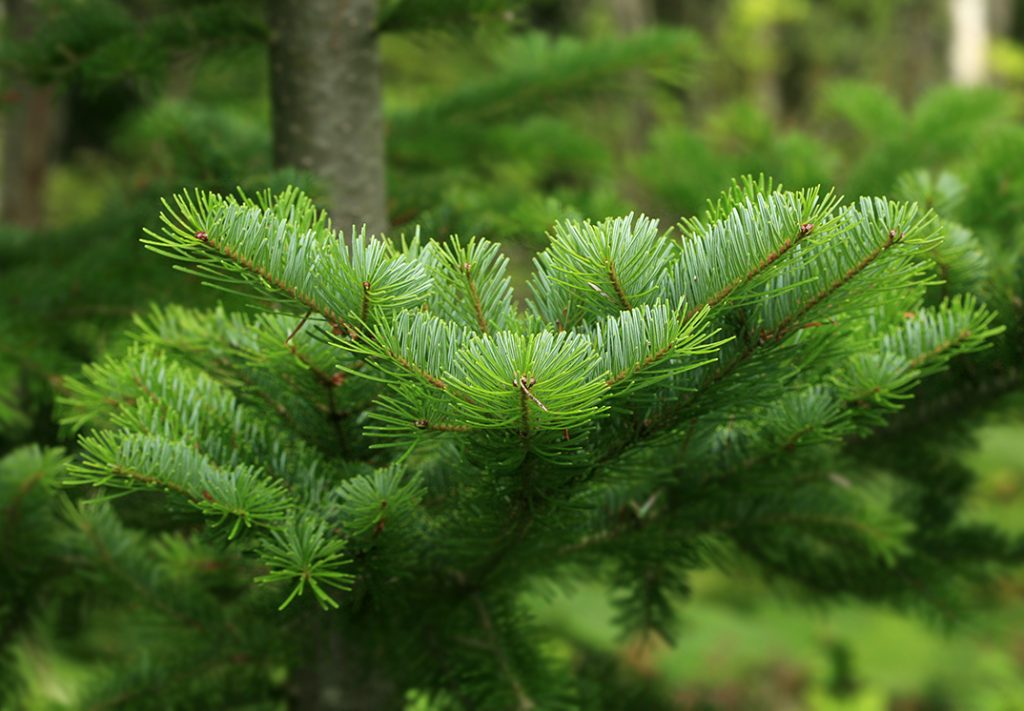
[949, 0, 991, 85]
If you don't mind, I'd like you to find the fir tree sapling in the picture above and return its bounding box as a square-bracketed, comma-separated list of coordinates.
[10, 178, 1019, 708]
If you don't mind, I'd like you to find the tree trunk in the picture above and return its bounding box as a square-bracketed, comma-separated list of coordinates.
[290, 618, 401, 711]
[269, 4, 393, 701]
[949, 0, 991, 85]
[610, 0, 653, 32]
[1, 0, 56, 229]
[267, 0, 388, 235]
[989, 0, 1014, 36]
[608, 0, 656, 199]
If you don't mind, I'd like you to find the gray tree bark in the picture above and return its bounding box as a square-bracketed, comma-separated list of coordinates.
[1, 0, 56, 229]
[267, 0, 389, 235]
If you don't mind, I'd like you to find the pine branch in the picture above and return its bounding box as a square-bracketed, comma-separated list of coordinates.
[422, 236, 514, 334]
[40, 176, 1015, 694]
[143, 188, 431, 334]
[665, 185, 840, 317]
[256, 515, 353, 610]
[528, 213, 673, 326]
[61, 343, 332, 504]
[595, 303, 722, 394]
[69, 431, 294, 539]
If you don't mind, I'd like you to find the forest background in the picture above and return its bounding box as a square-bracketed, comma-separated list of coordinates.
[2, 0, 1024, 709]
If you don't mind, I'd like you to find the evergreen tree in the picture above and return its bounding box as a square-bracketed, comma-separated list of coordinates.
[3, 176, 1020, 709]
[0, 0, 697, 449]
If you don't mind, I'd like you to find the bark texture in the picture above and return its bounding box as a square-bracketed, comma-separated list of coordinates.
[268, 0, 388, 234]
[2, 0, 56, 229]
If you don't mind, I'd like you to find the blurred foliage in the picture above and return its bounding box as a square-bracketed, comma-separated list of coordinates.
[1, 0, 265, 89]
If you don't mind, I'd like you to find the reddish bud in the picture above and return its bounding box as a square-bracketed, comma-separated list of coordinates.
[195, 230, 209, 242]
[202, 490, 214, 502]
[799, 223, 814, 236]
[331, 372, 345, 387]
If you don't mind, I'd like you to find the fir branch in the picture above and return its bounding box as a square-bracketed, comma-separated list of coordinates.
[203, 228, 349, 331]
[256, 515, 353, 610]
[69, 430, 294, 540]
[607, 260, 632, 311]
[684, 220, 816, 322]
[772, 227, 903, 340]
[528, 213, 672, 326]
[596, 303, 722, 393]
[464, 262, 490, 334]
[37, 174, 1016, 705]
[422, 235, 514, 333]
[665, 186, 840, 316]
[144, 189, 431, 335]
